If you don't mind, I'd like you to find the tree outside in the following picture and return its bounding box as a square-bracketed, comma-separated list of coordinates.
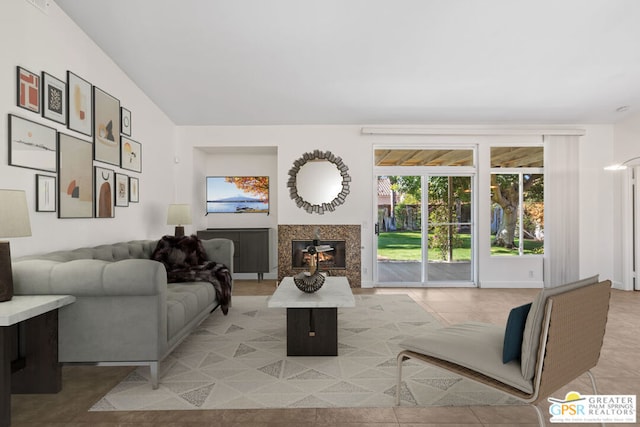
[225, 176, 269, 202]
[491, 173, 544, 254]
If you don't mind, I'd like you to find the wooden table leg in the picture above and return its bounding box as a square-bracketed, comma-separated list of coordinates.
[286, 308, 337, 356]
[1, 326, 11, 427]
[11, 309, 61, 394]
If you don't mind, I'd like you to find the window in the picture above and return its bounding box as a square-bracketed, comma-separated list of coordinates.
[490, 147, 543, 256]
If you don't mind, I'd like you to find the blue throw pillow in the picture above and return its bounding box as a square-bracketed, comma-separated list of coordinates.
[502, 302, 532, 364]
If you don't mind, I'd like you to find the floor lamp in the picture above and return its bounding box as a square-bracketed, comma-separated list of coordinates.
[0, 190, 32, 302]
[167, 204, 192, 237]
[604, 155, 640, 171]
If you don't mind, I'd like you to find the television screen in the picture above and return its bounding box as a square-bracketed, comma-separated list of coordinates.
[206, 176, 269, 214]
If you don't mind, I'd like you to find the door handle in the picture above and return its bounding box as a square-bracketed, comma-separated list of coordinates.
[375, 223, 379, 235]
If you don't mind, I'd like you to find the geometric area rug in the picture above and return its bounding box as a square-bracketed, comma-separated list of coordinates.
[91, 294, 518, 411]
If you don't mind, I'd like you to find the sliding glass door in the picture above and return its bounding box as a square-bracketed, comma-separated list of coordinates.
[376, 175, 423, 283]
[426, 175, 472, 282]
[375, 173, 474, 286]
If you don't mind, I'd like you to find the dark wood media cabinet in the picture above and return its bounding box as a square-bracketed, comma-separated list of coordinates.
[197, 228, 270, 281]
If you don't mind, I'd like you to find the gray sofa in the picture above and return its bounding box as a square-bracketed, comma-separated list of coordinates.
[11, 238, 234, 389]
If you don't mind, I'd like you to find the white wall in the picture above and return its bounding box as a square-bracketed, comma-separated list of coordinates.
[176, 125, 616, 288]
[611, 111, 640, 289]
[579, 125, 616, 285]
[175, 126, 370, 280]
[0, 0, 177, 257]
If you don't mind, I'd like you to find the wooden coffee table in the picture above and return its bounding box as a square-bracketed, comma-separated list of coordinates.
[268, 276, 355, 356]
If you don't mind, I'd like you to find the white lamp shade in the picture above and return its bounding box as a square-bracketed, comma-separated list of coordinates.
[167, 204, 192, 225]
[0, 189, 31, 238]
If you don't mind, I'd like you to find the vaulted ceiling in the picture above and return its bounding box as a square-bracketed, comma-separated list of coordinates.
[55, 0, 640, 126]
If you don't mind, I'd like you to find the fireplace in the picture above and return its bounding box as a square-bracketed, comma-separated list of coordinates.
[291, 240, 346, 270]
[278, 224, 361, 286]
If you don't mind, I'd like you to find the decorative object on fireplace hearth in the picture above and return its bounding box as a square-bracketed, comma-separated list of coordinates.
[287, 150, 350, 214]
[293, 242, 329, 293]
[293, 270, 325, 293]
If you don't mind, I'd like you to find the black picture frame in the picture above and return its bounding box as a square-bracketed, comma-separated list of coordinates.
[121, 107, 131, 136]
[115, 173, 129, 207]
[8, 114, 57, 173]
[129, 176, 139, 203]
[36, 174, 56, 212]
[58, 132, 94, 219]
[120, 136, 142, 173]
[41, 72, 67, 124]
[17, 66, 40, 113]
[66, 71, 93, 136]
[94, 166, 115, 218]
[93, 86, 121, 166]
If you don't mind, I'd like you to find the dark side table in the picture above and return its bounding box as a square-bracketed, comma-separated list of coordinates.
[0, 295, 75, 427]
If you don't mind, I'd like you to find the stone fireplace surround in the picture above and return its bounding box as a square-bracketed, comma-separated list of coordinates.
[278, 224, 361, 287]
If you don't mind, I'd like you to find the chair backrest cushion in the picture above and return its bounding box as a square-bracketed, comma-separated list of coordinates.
[502, 302, 532, 363]
[520, 274, 599, 380]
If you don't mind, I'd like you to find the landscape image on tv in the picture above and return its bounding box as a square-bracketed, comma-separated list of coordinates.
[206, 176, 269, 213]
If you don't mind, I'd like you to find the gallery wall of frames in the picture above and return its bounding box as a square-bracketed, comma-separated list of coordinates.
[10, 65, 141, 218]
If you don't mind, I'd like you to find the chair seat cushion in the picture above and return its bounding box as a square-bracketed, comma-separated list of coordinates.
[399, 322, 533, 394]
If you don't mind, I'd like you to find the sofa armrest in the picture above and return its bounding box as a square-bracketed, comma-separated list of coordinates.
[201, 238, 234, 272]
[12, 258, 167, 297]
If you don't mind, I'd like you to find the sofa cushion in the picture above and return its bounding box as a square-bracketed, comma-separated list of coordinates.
[399, 322, 533, 394]
[166, 282, 217, 341]
[502, 303, 531, 363]
[520, 274, 599, 380]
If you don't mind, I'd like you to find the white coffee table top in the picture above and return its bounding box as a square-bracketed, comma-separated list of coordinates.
[0, 295, 76, 326]
[268, 276, 355, 308]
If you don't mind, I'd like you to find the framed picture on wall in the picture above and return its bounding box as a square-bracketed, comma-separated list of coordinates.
[8, 114, 57, 173]
[17, 66, 40, 113]
[120, 136, 142, 173]
[66, 71, 93, 136]
[58, 133, 94, 219]
[121, 107, 131, 136]
[129, 176, 139, 203]
[41, 72, 67, 124]
[36, 174, 56, 212]
[95, 166, 115, 218]
[93, 86, 121, 166]
[115, 173, 129, 207]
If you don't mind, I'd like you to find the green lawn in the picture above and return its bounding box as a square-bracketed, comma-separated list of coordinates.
[377, 231, 543, 261]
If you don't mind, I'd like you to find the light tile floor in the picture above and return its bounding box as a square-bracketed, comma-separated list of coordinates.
[10, 280, 640, 426]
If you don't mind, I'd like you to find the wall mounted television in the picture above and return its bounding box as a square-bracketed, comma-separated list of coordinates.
[206, 176, 269, 214]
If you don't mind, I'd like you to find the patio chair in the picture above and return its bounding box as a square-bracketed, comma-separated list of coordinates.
[396, 278, 611, 426]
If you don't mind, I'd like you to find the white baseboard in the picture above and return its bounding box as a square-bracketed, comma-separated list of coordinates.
[611, 279, 635, 291]
[480, 280, 544, 288]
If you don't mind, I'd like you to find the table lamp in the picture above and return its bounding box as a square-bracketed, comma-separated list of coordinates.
[167, 204, 191, 237]
[0, 189, 32, 302]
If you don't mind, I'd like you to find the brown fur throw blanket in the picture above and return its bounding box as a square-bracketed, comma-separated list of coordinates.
[151, 235, 232, 315]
